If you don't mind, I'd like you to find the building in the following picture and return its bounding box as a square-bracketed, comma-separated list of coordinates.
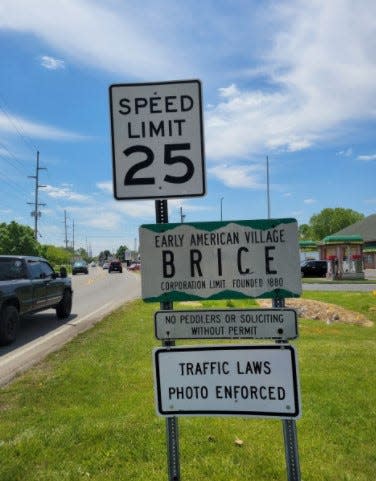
[331, 214, 376, 269]
[319, 234, 363, 279]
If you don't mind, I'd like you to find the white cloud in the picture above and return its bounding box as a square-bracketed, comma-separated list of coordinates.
[218, 84, 240, 98]
[0, 0, 191, 79]
[357, 154, 376, 161]
[40, 55, 65, 70]
[1, 0, 375, 196]
[84, 211, 121, 230]
[96, 181, 113, 194]
[337, 148, 353, 157]
[304, 198, 316, 204]
[208, 164, 264, 188]
[44, 184, 89, 202]
[61, 191, 212, 238]
[0, 112, 87, 141]
[112, 200, 155, 219]
[206, 0, 376, 160]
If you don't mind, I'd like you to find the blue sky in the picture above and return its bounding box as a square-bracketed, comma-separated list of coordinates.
[0, 0, 375, 255]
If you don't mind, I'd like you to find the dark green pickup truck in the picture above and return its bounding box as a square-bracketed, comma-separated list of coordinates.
[0, 255, 73, 345]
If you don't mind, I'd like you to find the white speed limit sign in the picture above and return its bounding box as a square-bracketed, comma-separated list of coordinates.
[109, 80, 206, 200]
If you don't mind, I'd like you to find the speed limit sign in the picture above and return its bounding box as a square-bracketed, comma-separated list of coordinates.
[109, 80, 206, 200]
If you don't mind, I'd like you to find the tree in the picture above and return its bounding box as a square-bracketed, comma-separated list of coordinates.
[40, 245, 72, 266]
[76, 248, 90, 263]
[0, 221, 41, 256]
[116, 245, 129, 261]
[98, 250, 112, 264]
[309, 208, 364, 240]
[298, 223, 313, 240]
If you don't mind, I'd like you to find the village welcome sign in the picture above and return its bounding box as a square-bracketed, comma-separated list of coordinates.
[139, 218, 302, 302]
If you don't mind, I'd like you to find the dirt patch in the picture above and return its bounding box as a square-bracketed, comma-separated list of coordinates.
[257, 299, 373, 327]
[178, 300, 373, 327]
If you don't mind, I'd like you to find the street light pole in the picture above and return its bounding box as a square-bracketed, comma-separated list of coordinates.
[220, 197, 224, 221]
[180, 206, 186, 223]
[266, 156, 271, 219]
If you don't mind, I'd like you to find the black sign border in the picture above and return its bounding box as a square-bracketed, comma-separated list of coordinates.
[154, 309, 298, 340]
[154, 345, 300, 418]
[109, 79, 206, 200]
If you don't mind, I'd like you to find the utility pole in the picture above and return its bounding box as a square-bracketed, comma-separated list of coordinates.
[72, 220, 75, 252]
[27, 151, 46, 240]
[266, 155, 271, 219]
[64, 210, 69, 249]
[180, 206, 186, 223]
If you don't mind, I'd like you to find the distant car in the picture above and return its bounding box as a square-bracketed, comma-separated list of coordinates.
[108, 260, 123, 273]
[72, 261, 88, 275]
[102, 262, 109, 269]
[127, 262, 141, 271]
[91, 262, 96, 267]
[301, 260, 327, 277]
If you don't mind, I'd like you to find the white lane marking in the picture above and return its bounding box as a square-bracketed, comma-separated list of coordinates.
[0, 301, 114, 366]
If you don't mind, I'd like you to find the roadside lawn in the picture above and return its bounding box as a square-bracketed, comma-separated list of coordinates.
[0, 292, 375, 481]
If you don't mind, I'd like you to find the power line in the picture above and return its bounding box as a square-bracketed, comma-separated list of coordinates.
[0, 179, 27, 202]
[0, 153, 25, 177]
[0, 163, 29, 200]
[0, 140, 28, 173]
[0, 178, 25, 203]
[0, 94, 39, 153]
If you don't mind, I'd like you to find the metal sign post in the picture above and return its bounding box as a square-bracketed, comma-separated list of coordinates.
[110, 79, 303, 480]
[273, 297, 301, 481]
[155, 199, 180, 481]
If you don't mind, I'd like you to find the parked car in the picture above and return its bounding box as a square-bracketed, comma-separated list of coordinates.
[127, 262, 141, 271]
[72, 261, 88, 275]
[108, 260, 123, 273]
[102, 262, 109, 269]
[0, 255, 72, 345]
[301, 260, 327, 277]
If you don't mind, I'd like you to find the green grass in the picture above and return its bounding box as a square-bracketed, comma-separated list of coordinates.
[303, 290, 376, 322]
[0, 292, 375, 480]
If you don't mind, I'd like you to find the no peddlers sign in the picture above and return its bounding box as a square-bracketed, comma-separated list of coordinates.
[139, 218, 302, 302]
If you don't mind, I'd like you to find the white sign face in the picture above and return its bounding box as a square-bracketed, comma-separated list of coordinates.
[154, 345, 301, 418]
[109, 80, 205, 200]
[140, 218, 302, 302]
[155, 309, 298, 340]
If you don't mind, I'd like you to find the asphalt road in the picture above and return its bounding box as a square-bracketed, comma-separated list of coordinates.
[302, 282, 376, 292]
[0, 266, 141, 386]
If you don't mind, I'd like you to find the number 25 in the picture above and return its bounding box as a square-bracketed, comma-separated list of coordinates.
[123, 143, 194, 185]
